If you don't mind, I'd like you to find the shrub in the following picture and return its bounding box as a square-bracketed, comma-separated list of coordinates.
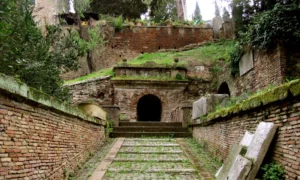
[261, 162, 285, 180]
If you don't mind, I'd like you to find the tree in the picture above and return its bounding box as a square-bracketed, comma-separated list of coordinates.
[215, 1, 221, 17]
[91, 0, 148, 19]
[0, 0, 84, 101]
[151, 0, 178, 22]
[193, 1, 202, 21]
[222, 7, 230, 21]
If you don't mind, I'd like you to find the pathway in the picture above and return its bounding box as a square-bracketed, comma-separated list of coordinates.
[89, 138, 214, 180]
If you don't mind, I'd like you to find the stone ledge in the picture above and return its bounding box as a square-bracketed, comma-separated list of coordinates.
[64, 75, 111, 86]
[0, 73, 105, 126]
[190, 79, 300, 126]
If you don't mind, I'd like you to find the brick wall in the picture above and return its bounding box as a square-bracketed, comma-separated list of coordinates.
[0, 74, 105, 179]
[114, 26, 213, 53]
[192, 81, 300, 179]
[218, 45, 286, 96]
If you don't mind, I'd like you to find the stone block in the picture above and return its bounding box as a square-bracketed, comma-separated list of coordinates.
[239, 50, 254, 76]
[192, 94, 229, 120]
[240, 131, 254, 147]
[216, 144, 243, 180]
[228, 155, 252, 180]
[245, 122, 278, 180]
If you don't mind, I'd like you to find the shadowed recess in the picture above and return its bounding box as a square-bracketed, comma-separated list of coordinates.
[218, 82, 231, 96]
[137, 94, 162, 121]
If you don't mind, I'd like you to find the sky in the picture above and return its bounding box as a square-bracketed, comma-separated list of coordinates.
[186, 0, 230, 21]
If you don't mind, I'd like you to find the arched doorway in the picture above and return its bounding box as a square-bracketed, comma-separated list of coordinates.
[218, 82, 231, 96]
[137, 94, 162, 121]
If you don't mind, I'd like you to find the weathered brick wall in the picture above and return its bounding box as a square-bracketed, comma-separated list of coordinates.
[218, 46, 286, 96]
[66, 76, 114, 106]
[61, 26, 213, 80]
[114, 26, 213, 53]
[0, 75, 105, 180]
[192, 90, 300, 179]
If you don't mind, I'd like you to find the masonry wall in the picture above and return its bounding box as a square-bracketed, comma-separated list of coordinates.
[114, 26, 213, 53]
[66, 76, 114, 106]
[192, 93, 300, 179]
[0, 75, 105, 180]
[218, 46, 286, 96]
[61, 26, 213, 80]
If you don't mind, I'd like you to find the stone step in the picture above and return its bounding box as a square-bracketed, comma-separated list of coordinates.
[103, 172, 200, 180]
[114, 153, 189, 162]
[107, 168, 196, 173]
[110, 132, 192, 138]
[124, 138, 176, 142]
[119, 122, 183, 127]
[108, 162, 195, 170]
[119, 146, 183, 153]
[122, 141, 179, 146]
[113, 126, 188, 132]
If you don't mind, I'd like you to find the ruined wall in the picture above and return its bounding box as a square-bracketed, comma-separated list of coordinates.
[61, 26, 213, 80]
[34, 0, 59, 33]
[0, 74, 105, 180]
[114, 26, 213, 53]
[66, 76, 114, 106]
[218, 45, 286, 96]
[192, 80, 300, 179]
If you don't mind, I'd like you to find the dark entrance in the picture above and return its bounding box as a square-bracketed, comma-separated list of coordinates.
[217, 82, 231, 96]
[137, 94, 162, 121]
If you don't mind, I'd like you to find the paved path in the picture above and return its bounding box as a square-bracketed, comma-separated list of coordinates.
[90, 138, 212, 180]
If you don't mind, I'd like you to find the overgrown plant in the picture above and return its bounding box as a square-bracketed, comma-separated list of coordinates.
[114, 15, 124, 32]
[105, 120, 114, 139]
[261, 162, 285, 180]
[0, 0, 86, 101]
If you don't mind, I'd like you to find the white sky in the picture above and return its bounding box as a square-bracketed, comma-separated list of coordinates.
[186, 0, 230, 21]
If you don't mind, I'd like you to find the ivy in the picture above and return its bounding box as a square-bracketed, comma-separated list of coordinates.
[230, 3, 300, 76]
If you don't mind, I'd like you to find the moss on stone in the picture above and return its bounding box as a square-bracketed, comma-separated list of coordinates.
[0, 73, 104, 125]
[289, 79, 300, 97]
[200, 79, 300, 125]
[261, 84, 289, 105]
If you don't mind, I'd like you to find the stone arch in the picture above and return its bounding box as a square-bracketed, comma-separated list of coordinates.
[217, 82, 231, 96]
[137, 94, 162, 121]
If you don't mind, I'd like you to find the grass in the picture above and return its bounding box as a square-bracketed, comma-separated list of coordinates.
[126, 39, 235, 65]
[64, 68, 114, 85]
[64, 39, 235, 84]
[184, 138, 222, 174]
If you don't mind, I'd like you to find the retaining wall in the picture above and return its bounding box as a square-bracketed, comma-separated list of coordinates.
[191, 80, 300, 179]
[0, 74, 105, 179]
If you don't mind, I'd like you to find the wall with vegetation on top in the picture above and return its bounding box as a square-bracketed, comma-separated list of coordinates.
[0, 74, 105, 180]
[191, 79, 300, 179]
[218, 45, 287, 97]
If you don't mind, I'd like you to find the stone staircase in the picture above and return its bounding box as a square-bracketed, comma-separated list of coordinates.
[110, 122, 192, 138]
[103, 138, 200, 179]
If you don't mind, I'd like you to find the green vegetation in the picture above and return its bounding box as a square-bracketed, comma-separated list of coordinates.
[261, 162, 285, 180]
[205, 79, 300, 122]
[65, 39, 235, 84]
[184, 138, 222, 174]
[230, 2, 300, 76]
[128, 39, 235, 65]
[64, 68, 114, 85]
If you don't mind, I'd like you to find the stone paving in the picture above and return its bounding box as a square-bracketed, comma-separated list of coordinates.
[100, 138, 202, 180]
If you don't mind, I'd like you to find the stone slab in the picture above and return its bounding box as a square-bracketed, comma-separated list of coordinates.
[192, 97, 207, 120]
[239, 50, 254, 76]
[228, 155, 252, 180]
[240, 131, 254, 147]
[192, 94, 229, 120]
[216, 144, 243, 180]
[89, 138, 125, 180]
[245, 122, 278, 180]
